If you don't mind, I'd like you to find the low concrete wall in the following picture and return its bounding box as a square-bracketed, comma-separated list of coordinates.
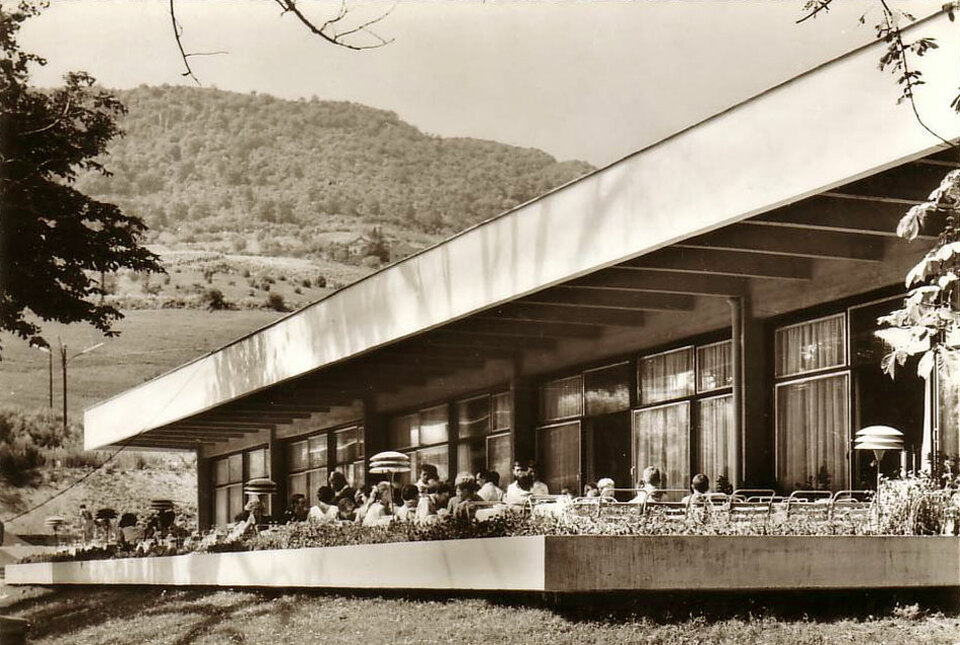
[6, 536, 958, 592]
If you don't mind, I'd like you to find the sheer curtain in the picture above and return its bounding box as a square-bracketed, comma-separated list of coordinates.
[776, 374, 849, 491]
[537, 422, 580, 494]
[540, 376, 583, 421]
[640, 348, 695, 405]
[697, 341, 732, 392]
[633, 403, 690, 489]
[698, 395, 735, 482]
[776, 314, 845, 377]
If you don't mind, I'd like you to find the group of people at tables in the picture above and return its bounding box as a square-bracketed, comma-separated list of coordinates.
[276, 463, 717, 529]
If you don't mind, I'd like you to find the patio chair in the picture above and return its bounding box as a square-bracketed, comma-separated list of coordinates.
[594, 488, 646, 517]
[785, 490, 833, 519]
[641, 488, 691, 518]
[731, 488, 777, 502]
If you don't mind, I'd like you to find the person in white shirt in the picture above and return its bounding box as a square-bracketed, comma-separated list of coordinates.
[362, 481, 396, 527]
[476, 470, 504, 502]
[394, 484, 420, 521]
[308, 485, 339, 523]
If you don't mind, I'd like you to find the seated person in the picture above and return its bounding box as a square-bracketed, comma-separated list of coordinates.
[329, 471, 356, 507]
[337, 496, 358, 523]
[362, 481, 395, 527]
[582, 482, 599, 498]
[416, 480, 454, 522]
[308, 486, 339, 523]
[527, 461, 550, 496]
[504, 470, 535, 507]
[597, 477, 616, 500]
[282, 493, 309, 523]
[682, 473, 711, 505]
[415, 464, 440, 495]
[394, 484, 420, 521]
[353, 485, 373, 523]
[630, 466, 664, 503]
[477, 470, 504, 502]
[448, 473, 484, 518]
[117, 512, 142, 548]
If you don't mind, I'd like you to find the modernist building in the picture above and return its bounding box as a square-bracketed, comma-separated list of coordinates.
[86, 13, 960, 529]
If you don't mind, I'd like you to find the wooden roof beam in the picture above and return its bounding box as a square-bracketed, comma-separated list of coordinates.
[571, 268, 749, 296]
[624, 247, 813, 280]
[489, 302, 647, 327]
[750, 195, 940, 238]
[828, 162, 947, 203]
[426, 331, 556, 351]
[681, 223, 885, 261]
[525, 287, 696, 311]
[455, 318, 604, 339]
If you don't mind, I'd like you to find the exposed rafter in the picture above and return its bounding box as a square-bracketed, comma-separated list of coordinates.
[750, 196, 939, 238]
[624, 247, 813, 280]
[525, 287, 696, 311]
[828, 162, 946, 203]
[571, 268, 749, 296]
[490, 302, 647, 327]
[681, 223, 885, 261]
[426, 331, 556, 351]
[456, 318, 603, 339]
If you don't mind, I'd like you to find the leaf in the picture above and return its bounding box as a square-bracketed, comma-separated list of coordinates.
[881, 351, 898, 379]
[939, 272, 959, 289]
[918, 350, 935, 379]
[897, 211, 920, 241]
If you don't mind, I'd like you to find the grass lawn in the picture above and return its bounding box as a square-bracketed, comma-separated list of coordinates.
[1, 585, 958, 644]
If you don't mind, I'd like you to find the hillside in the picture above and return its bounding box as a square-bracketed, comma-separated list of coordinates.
[77, 85, 595, 264]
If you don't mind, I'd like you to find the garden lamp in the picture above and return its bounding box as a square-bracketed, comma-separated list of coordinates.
[369, 451, 411, 486]
[854, 425, 905, 490]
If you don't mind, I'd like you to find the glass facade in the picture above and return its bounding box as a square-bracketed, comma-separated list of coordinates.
[212, 448, 269, 526]
[456, 392, 512, 483]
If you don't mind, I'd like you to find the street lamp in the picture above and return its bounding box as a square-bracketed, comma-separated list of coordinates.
[33, 346, 53, 408]
[59, 340, 104, 436]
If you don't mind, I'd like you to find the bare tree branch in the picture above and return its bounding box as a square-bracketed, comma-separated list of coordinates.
[797, 0, 834, 24]
[271, 0, 394, 51]
[169, 0, 200, 85]
[18, 96, 71, 136]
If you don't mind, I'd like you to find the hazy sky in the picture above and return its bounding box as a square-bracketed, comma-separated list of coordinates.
[18, 1, 937, 166]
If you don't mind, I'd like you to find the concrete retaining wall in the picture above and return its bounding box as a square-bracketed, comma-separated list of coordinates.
[6, 536, 958, 592]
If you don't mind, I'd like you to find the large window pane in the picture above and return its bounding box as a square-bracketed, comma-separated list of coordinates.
[416, 445, 448, 481]
[228, 484, 244, 522]
[214, 458, 229, 486]
[584, 362, 631, 416]
[215, 488, 228, 526]
[419, 405, 449, 445]
[540, 375, 583, 421]
[698, 341, 732, 392]
[288, 440, 308, 472]
[287, 472, 307, 500]
[492, 392, 512, 431]
[775, 314, 846, 377]
[308, 435, 328, 469]
[697, 395, 736, 484]
[537, 422, 579, 495]
[457, 396, 491, 440]
[633, 402, 690, 490]
[640, 347, 695, 405]
[388, 414, 418, 449]
[335, 426, 360, 465]
[487, 433, 512, 486]
[939, 354, 960, 461]
[457, 441, 485, 478]
[776, 374, 849, 492]
[227, 454, 242, 483]
[247, 448, 268, 479]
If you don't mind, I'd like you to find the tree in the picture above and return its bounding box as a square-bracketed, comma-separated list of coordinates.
[0, 2, 164, 355]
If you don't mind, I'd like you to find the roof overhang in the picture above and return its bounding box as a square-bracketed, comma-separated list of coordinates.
[85, 12, 960, 450]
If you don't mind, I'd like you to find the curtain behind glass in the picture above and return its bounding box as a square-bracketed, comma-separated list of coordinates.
[537, 422, 579, 494]
[492, 392, 512, 431]
[288, 441, 308, 472]
[640, 348, 695, 405]
[419, 405, 449, 446]
[540, 376, 583, 421]
[776, 374, 849, 491]
[214, 488, 228, 526]
[698, 341, 732, 392]
[633, 402, 690, 489]
[697, 395, 735, 483]
[487, 433, 512, 485]
[457, 396, 491, 440]
[775, 314, 845, 377]
[388, 414, 419, 449]
[939, 354, 960, 460]
[584, 362, 631, 416]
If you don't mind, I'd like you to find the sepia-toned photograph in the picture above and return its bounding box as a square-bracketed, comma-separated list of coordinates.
[1, 1, 959, 643]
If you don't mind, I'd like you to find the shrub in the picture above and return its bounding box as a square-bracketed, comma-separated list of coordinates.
[202, 288, 229, 311]
[265, 293, 287, 312]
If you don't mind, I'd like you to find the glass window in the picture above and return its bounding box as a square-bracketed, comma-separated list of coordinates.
[775, 314, 846, 377]
[457, 441, 485, 478]
[416, 445, 448, 481]
[492, 391, 512, 430]
[633, 402, 690, 490]
[776, 373, 849, 492]
[247, 448, 269, 479]
[537, 422, 579, 495]
[287, 472, 307, 500]
[419, 405, 449, 446]
[227, 453, 242, 482]
[288, 440, 308, 472]
[214, 459, 229, 486]
[335, 426, 360, 465]
[640, 347, 695, 405]
[214, 488, 228, 526]
[457, 395, 491, 440]
[583, 362, 631, 416]
[697, 341, 732, 393]
[229, 485, 244, 522]
[388, 414, 418, 449]
[540, 375, 583, 421]
[697, 395, 736, 484]
[308, 435, 328, 469]
[939, 354, 960, 460]
[487, 433, 512, 487]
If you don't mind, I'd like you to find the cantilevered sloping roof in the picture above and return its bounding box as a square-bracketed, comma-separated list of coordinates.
[85, 11, 960, 450]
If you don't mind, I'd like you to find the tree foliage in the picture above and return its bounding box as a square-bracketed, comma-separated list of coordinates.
[0, 2, 163, 354]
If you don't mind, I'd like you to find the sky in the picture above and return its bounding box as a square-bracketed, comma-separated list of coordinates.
[17, 1, 938, 167]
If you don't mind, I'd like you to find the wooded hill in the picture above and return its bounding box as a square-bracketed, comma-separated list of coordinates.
[76, 85, 595, 264]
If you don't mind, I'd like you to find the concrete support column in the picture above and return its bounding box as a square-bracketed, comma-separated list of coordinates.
[728, 297, 744, 488]
[740, 297, 771, 487]
[510, 362, 536, 467]
[196, 452, 212, 531]
[269, 427, 286, 518]
[362, 396, 385, 483]
[448, 402, 459, 479]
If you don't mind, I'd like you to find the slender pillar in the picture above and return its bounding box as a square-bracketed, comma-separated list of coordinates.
[362, 396, 385, 483]
[510, 353, 536, 467]
[728, 297, 744, 488]
[196, 452, 212, 531]
[269, 427, 285, 519]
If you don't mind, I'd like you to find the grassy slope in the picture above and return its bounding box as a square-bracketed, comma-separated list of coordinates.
[0, 309, 284, 416]
[1, 465, 197, 536]
[1, 587, 958, 645]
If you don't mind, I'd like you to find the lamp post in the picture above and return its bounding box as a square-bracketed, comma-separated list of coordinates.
[34, 346, 53, 408]
[59, 340, 104, 436]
